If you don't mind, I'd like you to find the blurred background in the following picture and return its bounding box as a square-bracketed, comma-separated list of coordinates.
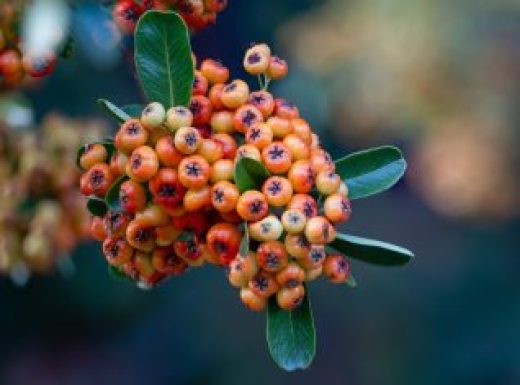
[1, 0, 519, 384]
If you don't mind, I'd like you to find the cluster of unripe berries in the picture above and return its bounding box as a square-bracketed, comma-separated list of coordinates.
[113, 0, 227, 33]
[0, 115, 104, 278]
[79, 44, 353, 310]
[0, 3, 57, 91]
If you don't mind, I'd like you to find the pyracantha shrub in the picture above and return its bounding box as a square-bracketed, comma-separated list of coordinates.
[0, 2, 58, 91]
[0, 114, 106, 283]
[80, 11, 414, 371]
[112, 0, 227, 33]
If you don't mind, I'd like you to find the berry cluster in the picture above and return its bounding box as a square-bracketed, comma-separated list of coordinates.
[0, 115, 105, 280]
[113, 0, 227, 33]
[0, 3, 57, 91]
[80, 44, 353, 310]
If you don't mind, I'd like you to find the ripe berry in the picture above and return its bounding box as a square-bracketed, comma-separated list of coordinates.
[243, 43, 271, 75]
[337, 181, 349, 197]
[248, 215, 283, 242]
[245, 122, 273, 149]
[276, 285, 305, 311]
[174, 233, 204, 266]
[115, 119, 149, 154]
[90, 216, 108, 242]
[135, 252, 164, 286]
[266, 116, 292, 139]
[299, 244, 326, 270]
[248, 90, 275, 118]
[126, 218, 156, 252]
[109, 152, 128, 177]
[304, 216, 336, 244]
[262, 176, 293, 207]
[276, 262, 305, 288]
[283, 134, 310, 161]
[127, 145, 159, 182]
[103, 236, 134, 266]
[310, 148, 335, 174]
[316, 170, 341, 195]
[266, 56, 288, 80]
[256, 240, 288, 273]
[281, 209, 306, 234]
[274, 98, 300, 120]
[155, 136, 183, 167]
[228, 252, 258, 288]
[200, 59, 229, 84]
[249, 270, 279, 298]
[155, 224, 180, 246]
[287, 194, 318, 219]
[233, 104, 264, 134]
[192, 70, 209, 95]
[323, 254, 351, 284]
[141, 102, 166, 129]
[152, 247, 188, 275]
[211, 180, 239, 213]
[212, 133, 237, 159]
[240, 287, 267, 312]
[210, 110, 234, 133]
[324, 194, 352, 224]
[206, 222, 241, 265]
[184, 185, 211, 211]
[261, 142, 292, 174]
[288, 160, 315, 194]
[208, 83, 226, 110]
[149, 167, 186, 208]
[135, 204, 170, 227]
[290, 118, 312, 145]
[166, 106, 193, 132]
[79, 143, 108, 170]
[80, 163, 114, 197]
[103, 210, 132, 237]
[120, 179, 147, 213]
[174, 126, 202, 154]
[221, 79, 249, 109]
[22, 52, 56, 77]
[236, 190, 269, 222]
[198, 138, 223, 164]
[190, 95, 213, 126]
[178, 154, 210, 189]
[236, 144, 261, 163]
[305, 266, 323, 282]
[284, 233, 311, 259]
[112, 0, 143, 34]
[210, 159, 234, 182]
[172, 212, 208, 235]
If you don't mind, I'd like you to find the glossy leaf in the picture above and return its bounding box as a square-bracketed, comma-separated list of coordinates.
[233, 157, 271, 193]
[86, 196, 108, 217]
[267, 290, 316, 371]
[329, 233, 414, 266]
[76, 141, 116, 170]
[135, 11, 193, 108]
[105, 176, 128, 211]
[121, 104, 144, 118]
[97, 98, 132, 123]
[335, 146, 406, 199]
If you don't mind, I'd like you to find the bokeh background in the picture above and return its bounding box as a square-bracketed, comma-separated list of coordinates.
[1, 0, 520, 384]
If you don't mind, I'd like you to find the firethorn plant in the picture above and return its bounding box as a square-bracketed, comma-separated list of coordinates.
[78, 11, 414, 372]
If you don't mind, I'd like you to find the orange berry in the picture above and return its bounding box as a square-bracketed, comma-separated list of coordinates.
[80, 163, 114, 197]
[192, 70, 209, 95]
[236, 144, 261, 163]
[155, 135, 183, 167]
[219, 209, 243, 224]
[126, 218, 156, 252]
[274, 98, 299, 120]
[287, 194, 318, 218]
[256, 240, 289, 273]
[212, 133, 237, 159]
[174, 126, 202, 154]
[248, 271, 279, 298]
[276, 285, 305, 311]
[236, 190, 269, 222]
[248, 215, 283, 242]
[208, 83, 226, 110]
[290, 118, 312, 145]
[148, 167, 186, 208]
[284, 233, 311, 259]
[243, 43, 271, 75]
[287, 160, 315, 194]
[245, 122, 273, 149]
[190, 95, 213, 126]
[281, 209, 307, 234]
[155, 224, 181, 247]
[315, 170, 341, 195]
[267, 56, 288, 80]
[174, 234, 204, 266]
[80, 143, 108, 170]
[228, 252, 258, 288]
[305, 266, 323, 282]
[240, 287, 267, 311]
[221, 79, 249, 109]
[102, 236, 134, 266]
[115, 119, 149, 154]
[233, 104, 264, 134]
[200, 58, 229, 84]
[261, 142, 292, 174]
[310, 148, 335, 174]
[283, 134, 310, 161]
[135, 252, 165, 286]
[266, 116, 292, 139]
[211, 180, 239, 213]
[90, 216, 108, 242]
[324, 194, 352, 223]
[166, 106, 193, 132]
[323, 254, 351, 284]
[299, 244, 326, 270]
[135, 204, 170, 227]
[206, 222, 241, 265]
[210, 110, 234, 133]
[210, 159, 234, 182]
[178, 154, 210, 189]
[127, 145, 159, 182]
[337, 181, 349, 197]
[120, 179, 147, 213]
[262, 176, 293, 207]
[103, 210, 132, 237]
[152, 247, 188, 275]
[198, 138, 223, 163]
[248, 90, 275, 118]
[183, 185, 211, 211]
[109, 152, 128, 177]
[276, 262, 305, 288]
[304, 216, 336, 244]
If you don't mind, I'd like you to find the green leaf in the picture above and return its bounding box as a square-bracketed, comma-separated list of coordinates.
[335, 146, 407, 199]
[97, 98, 132, 123]
[329, 233, 414, 266]
[135, 11, 193, 108]
[233, 157, 271, 193]
[346, 274, 357, 288]
[121, 104, 145, 118]
[76, 141, 116, 170]
[267, 290, 316, 371]
[239, 222, 249, 257]
[105, 176, 129, 211]
[86, 196, 108, 217]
